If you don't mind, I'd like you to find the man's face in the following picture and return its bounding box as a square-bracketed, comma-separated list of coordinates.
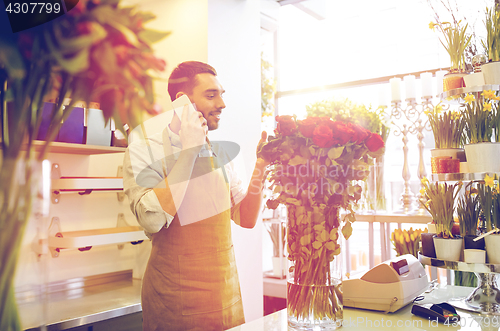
[186, 73, 226, 130]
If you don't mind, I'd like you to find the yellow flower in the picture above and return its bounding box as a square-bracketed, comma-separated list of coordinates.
[482, 90, 497, 100]
[484, 102, 492, 112]
[421, 177, 429, 185]
[464, 93, 475, 104]
[435, 104, 443, 114]
[419, 188, 426, 196]
[429, 22, 436, 30]
[485, 174, 495, 188]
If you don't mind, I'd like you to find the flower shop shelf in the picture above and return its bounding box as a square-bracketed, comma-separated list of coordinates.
[419, 253, 500, 315]
[440, 84, 500, 100]
[52, 177, 123, 191]
[348, 212, 432, 224]
[430, 172, 500, 182]
[4, 140, 127, 155]
[48, 226, 148, 256]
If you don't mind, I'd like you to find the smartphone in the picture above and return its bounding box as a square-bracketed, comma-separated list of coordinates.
[172, 94, 197, 122]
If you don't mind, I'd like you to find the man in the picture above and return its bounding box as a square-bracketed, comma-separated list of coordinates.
[123, 61, 268, 330]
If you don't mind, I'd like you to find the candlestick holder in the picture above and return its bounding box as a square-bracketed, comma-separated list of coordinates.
[390, 97, 434, 214]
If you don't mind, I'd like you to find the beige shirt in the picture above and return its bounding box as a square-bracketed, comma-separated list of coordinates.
[123, 126, 245, 237]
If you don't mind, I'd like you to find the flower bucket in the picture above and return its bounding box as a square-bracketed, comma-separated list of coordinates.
[430, 148, 466, 161]
[433, 236, 462, 261]
[464, 142, 500, 173]
[481, 61, 500, 85]
[485, 234, 500, 264]
[463, 72, 485, 88]
[443, 72, 467, 92]
[286, 205, 343, 330]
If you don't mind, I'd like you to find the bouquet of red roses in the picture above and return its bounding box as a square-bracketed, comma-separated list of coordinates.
[258, 115, 384, 326]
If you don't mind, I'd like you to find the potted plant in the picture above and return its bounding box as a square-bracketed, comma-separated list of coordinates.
[481, 6, 500, 84]
[477, 175, 500, 263]
[0, 1, 168, 329]
[420, 178, 463, 261]
[457, 182, 485, 263]
[430, 19, 472, 91]
[426, 103, 465, 173]
[461, 91, 500, 173]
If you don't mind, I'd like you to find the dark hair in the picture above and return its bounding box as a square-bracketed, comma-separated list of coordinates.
[167, 61, 217, 101]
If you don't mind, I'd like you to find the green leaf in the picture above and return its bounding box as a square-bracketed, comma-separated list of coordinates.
[312, 241, 322, 249]
[45, 30, 90, 74]
[300, 145, 312, 159]
[328, 146, 344, 160]
[288, 155, 308, 166]
[92, 41, 118, 75]
[55, 23, 107, 54]
[138, 29, 171, 44]
[0, 38, 25, 79]
[109, 21, 139, 47]
[342, 221, 353, 240]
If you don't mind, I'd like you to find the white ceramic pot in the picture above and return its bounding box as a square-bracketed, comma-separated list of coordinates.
[481, 61, 500, 85]
[464, 249, 486, 263]
[463, 72, 485, 88]
[485, 234, 500, 264]
[430, 148, 466, 162]
[464, 142, 500, 173]
[433, 236, 463, 261]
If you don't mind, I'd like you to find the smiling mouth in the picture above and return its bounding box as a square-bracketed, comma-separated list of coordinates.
[211, 112, 221, 120]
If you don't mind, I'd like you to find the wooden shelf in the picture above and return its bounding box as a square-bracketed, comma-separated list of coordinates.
[49, 226, 148, 249]
[7, 140, 127, 155]
[52, 177, 123, 191]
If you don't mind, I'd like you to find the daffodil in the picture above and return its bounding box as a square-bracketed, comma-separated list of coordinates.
[464, 93, 475, 104]
[482, 90, 497, 100]
[435, 104, 443, 113]
[484, 102, 492, 112]
[421, 177, 429, 185]
[485, 174, 495, 188]
[429, 22, 436, 30]
[419, 188, 426, 196]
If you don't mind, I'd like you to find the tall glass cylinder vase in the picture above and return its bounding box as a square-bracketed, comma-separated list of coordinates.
[367, 156, 386, 211]
[286, 204, 343, 330]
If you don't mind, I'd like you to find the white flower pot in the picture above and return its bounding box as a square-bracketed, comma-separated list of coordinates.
[464, 143, 500, 173]
[485, 234, 500, 264]
[433, 236, 462, 261]
[463, 72, 485, 88]
[464, 249, 486, 263]
[481, 61, 500, 85]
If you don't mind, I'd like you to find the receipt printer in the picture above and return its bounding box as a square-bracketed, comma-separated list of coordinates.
[344, 254, 429, 313]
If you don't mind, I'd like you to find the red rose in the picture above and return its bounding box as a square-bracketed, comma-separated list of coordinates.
[275, 115, 297, 136]
[348, 123, 370, 144]
[297, 118, 317, 137]
[330, 121, 354, 145]
[312, 124, 334, 148]
[365, 133, 385, 152]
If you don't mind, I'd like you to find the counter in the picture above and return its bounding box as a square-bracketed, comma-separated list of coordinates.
[19, 276, 142, 330]
[229, 285, 499, 330]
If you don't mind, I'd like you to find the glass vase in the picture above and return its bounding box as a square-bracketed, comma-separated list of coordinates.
[286, 204, 343, 330]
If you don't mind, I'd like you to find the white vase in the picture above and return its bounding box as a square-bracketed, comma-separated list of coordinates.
[463, 72, 485, 88]
[464, 142, 500, 173]
[481, 61, 500, 85]
[433, 236, 462, 261]
[485, 235, 500, 264]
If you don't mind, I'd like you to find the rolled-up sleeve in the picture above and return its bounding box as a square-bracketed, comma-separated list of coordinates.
[123, 141, 174, 236]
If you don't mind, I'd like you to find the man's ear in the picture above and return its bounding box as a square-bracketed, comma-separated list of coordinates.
[175, 92, 186, 100]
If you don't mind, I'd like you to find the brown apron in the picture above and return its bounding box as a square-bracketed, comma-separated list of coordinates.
[141, 133, 245, 331]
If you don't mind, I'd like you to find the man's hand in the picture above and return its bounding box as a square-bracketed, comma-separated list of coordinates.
[179, 104, 207, 152]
